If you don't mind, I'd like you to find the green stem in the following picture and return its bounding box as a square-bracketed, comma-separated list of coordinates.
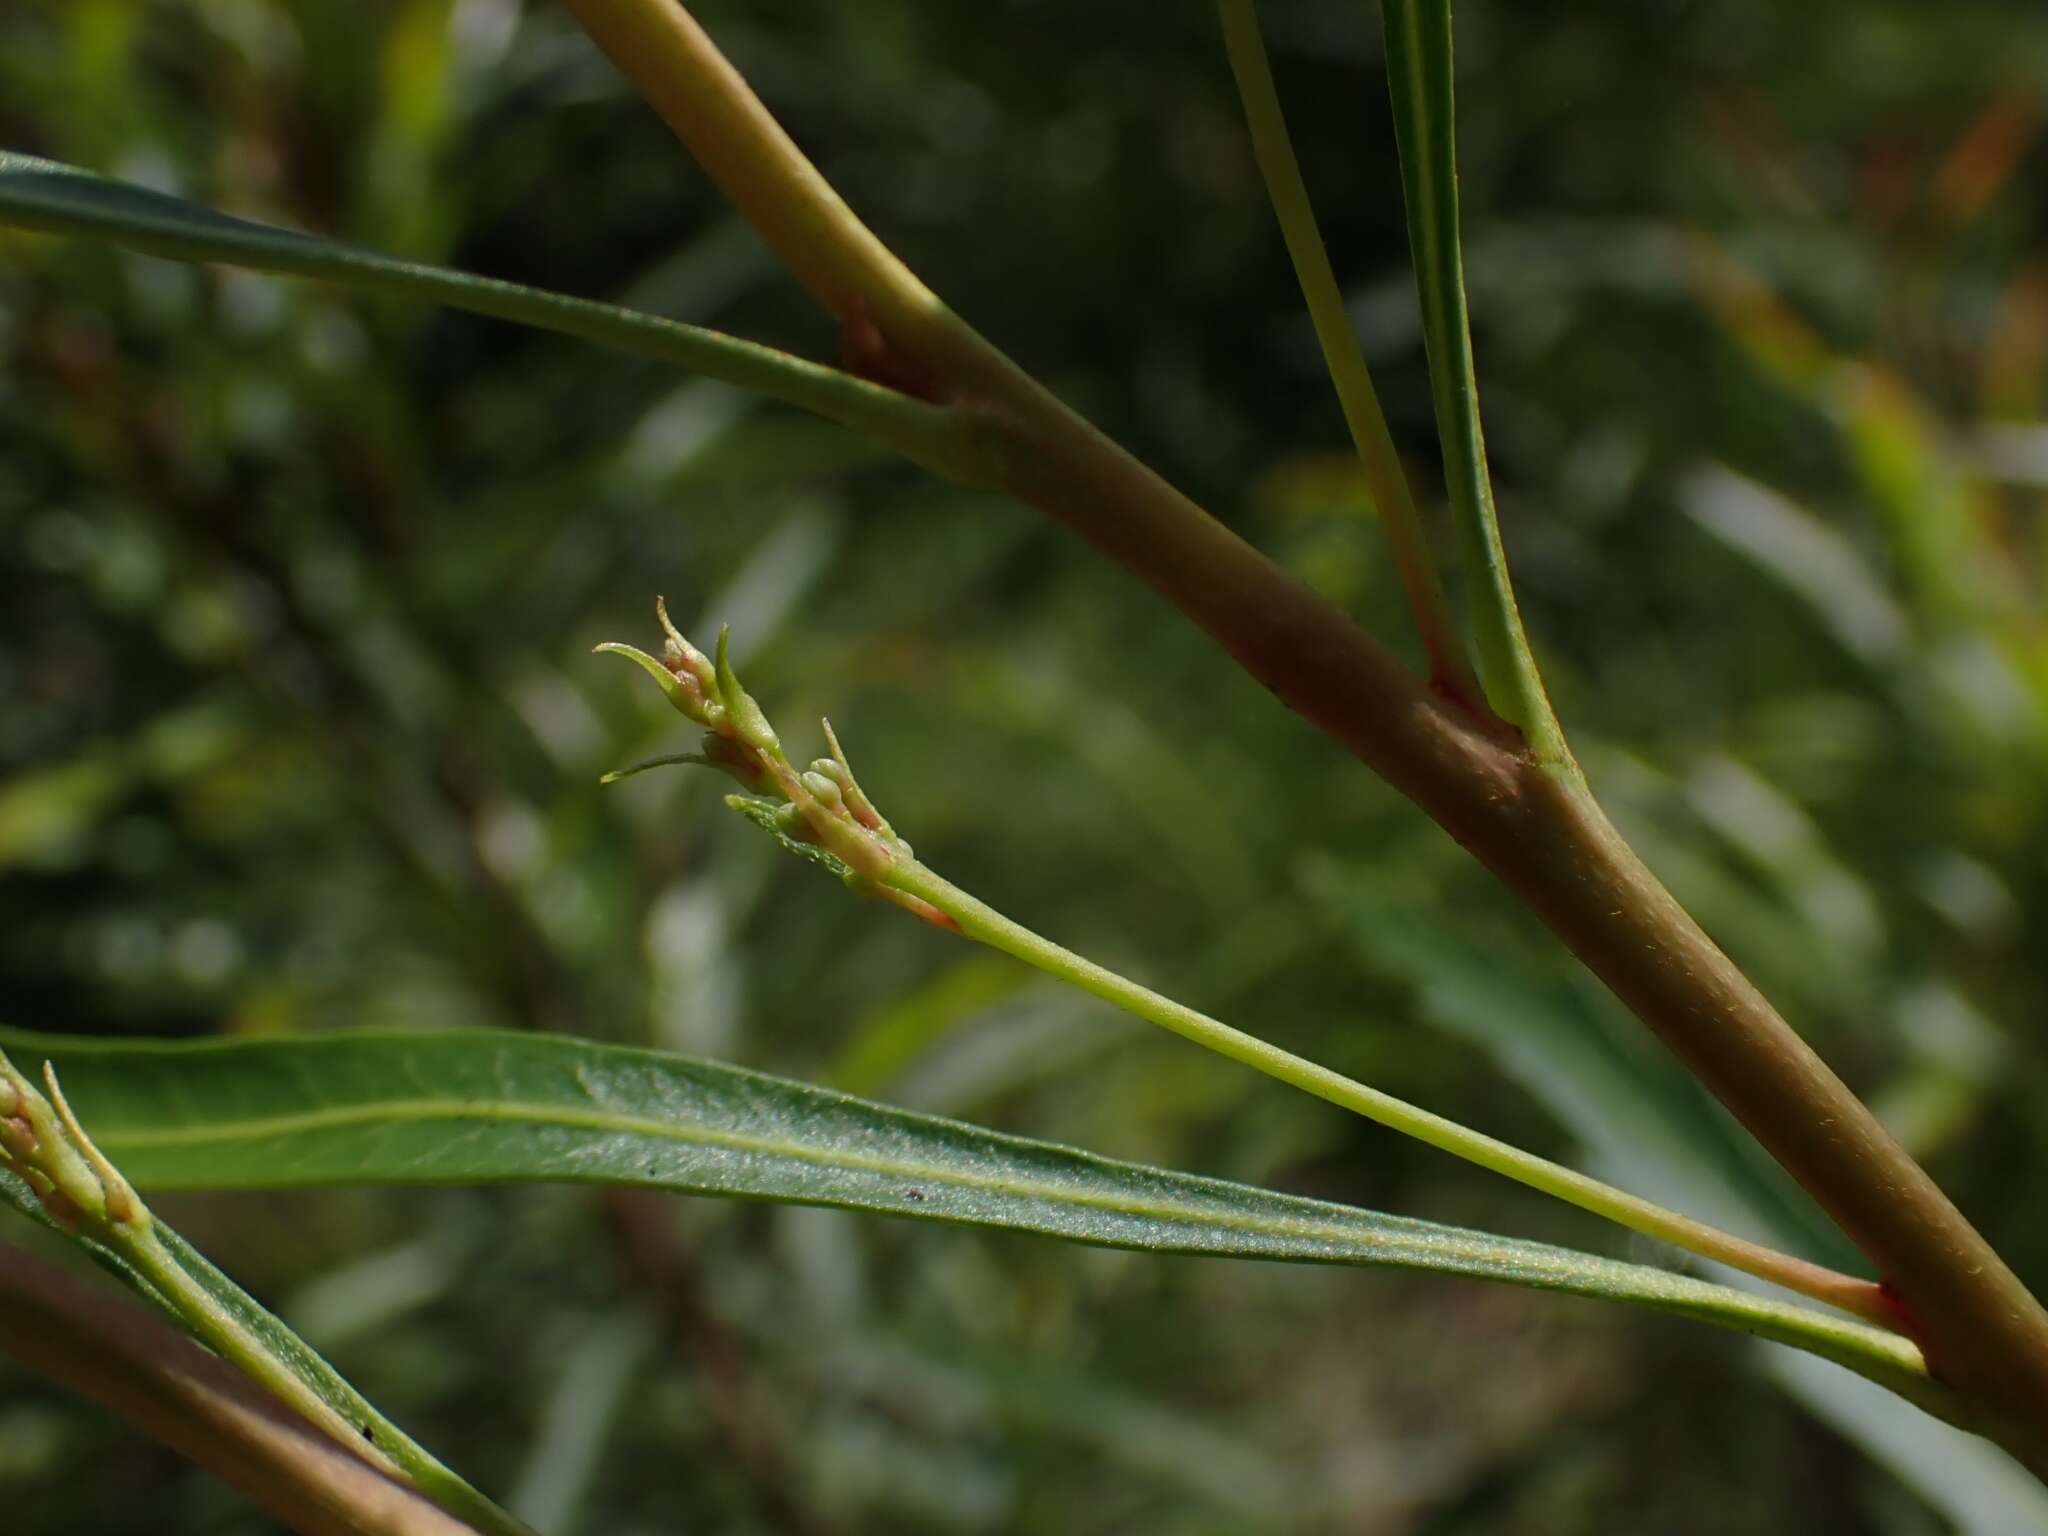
[1216, 0, 1482, 707]
[0, 152, 997, 489]
[885, 858, 1892, 1329]
[1380, 0, 1564, 758]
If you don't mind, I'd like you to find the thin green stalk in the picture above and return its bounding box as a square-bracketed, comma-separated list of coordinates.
[1379, 0, 1564, 758]
[595, 612, 1887, 1329]
[0, 152, 998, 489]
[0, 1050, 534, 1536]
[1217, 0, 1481, 707]
[884, 858, 1891, 1326]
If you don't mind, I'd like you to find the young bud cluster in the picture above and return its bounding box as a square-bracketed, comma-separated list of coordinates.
[597, 601, 908, 886]
[0, 1050, 148, 1235]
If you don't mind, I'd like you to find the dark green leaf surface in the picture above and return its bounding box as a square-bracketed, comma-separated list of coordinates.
[0, 1027, 1950, 1419]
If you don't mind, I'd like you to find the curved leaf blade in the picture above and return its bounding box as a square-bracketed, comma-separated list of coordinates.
[1379, 1, 1562, 757]
[0, 1026, 1959, 1427]
[0, 152, 987, 483]
[0, 1165, 530, 1536]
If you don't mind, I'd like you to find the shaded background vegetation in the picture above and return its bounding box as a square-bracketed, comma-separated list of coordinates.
[3, 0, 2048, 1530]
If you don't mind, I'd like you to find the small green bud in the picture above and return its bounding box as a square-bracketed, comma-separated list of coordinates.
[655, 596, 718, 695]
[772, 801, 814, 841]
[808, 758, 852, 790]
[714, 627, 781, 755]
[819, 719, 892, 835]
[800, 770, 845, 811]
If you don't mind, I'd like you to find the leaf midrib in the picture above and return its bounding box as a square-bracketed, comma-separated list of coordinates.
[96, 1094, 1464, 1254]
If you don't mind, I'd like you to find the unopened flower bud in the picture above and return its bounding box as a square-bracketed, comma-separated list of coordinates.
[800, 771, 845, 812]
[714, 628, 781, 756]
[656, 596, 718, 695]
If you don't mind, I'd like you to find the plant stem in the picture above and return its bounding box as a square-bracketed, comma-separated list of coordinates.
[567, 0, 2048, 1472]
[1215, 0, 1480, 706]
[1470, 766, 2048, 1478]
[0, 1240, 480, 1536]
[886, 858, 1892, 1328]
[559, 0, 1434, 738]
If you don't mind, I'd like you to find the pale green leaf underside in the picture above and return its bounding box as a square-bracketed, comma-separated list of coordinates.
[0, 151, 986, 483]
[0, 1027, 1953, 1423]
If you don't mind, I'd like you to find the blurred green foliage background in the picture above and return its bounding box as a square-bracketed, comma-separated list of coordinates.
[3, 0, 2048, 1531]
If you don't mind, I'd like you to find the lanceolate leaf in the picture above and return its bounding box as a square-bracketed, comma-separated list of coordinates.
[0, 1026, 1958, 1427]
[0, 1165, 530, 1536]
[0, 152, 990, 485]
[1378, 0, 1562, 759]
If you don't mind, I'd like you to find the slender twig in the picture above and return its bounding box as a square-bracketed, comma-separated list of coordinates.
[596, 614, 1891, 1329]
[0, 1240, 480, 1536]
[1216, 0, 1481, 707]
[886, 857, 1893, 1326]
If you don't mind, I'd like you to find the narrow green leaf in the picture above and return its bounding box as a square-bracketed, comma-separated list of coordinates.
[1309, 858, 2048, 1509]
[1379, 1, 1564, 758]
[0, 151, 993, 486]
[0, 1026, 1960, 1427]
[0, 1167, 530, 1536]
[0, 1237, 483, 1536]
[1310, 861, 1856, 1265]
[1215, 0, 1478, 703]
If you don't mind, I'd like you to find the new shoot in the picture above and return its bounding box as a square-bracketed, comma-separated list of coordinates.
[596, 604, 1894, 1330]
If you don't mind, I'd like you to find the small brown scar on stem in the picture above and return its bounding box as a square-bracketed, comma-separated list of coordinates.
[838, 297, 945, 403]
